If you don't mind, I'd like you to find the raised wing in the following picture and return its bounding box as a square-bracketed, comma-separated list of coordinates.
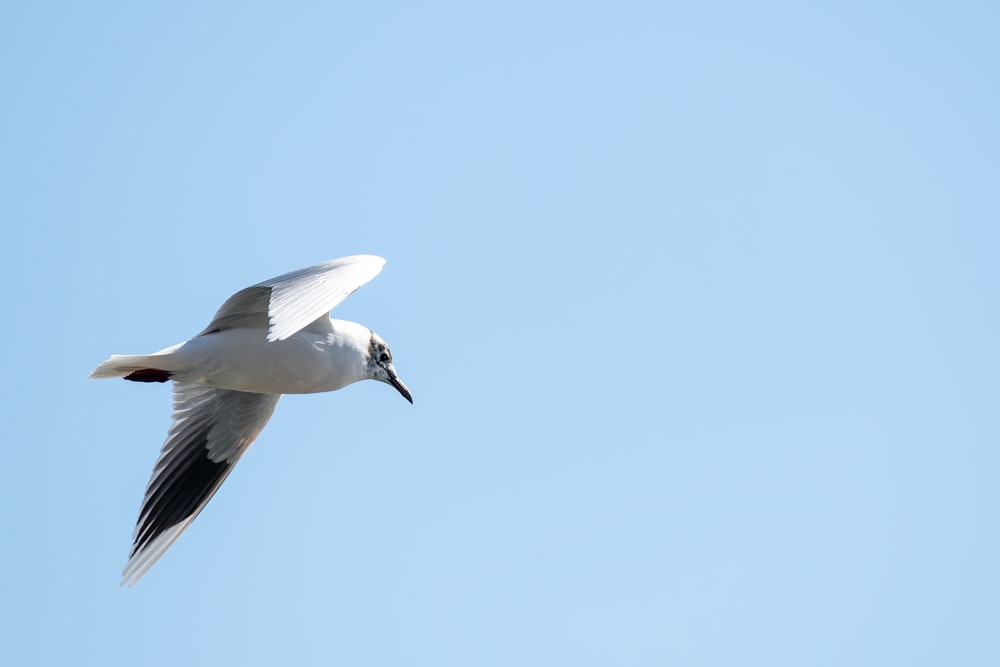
[200, 255, 386, 342]
[121, 382, 281, 587]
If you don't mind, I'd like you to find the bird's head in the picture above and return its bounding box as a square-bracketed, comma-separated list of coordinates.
[366, 332, 412, 404]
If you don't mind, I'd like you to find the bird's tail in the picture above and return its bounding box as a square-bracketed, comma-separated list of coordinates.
[89, 353, 174, 383]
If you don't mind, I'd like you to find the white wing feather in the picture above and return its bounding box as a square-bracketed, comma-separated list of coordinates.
[121, 383, 281, 587]
[201, 255, 385, 342]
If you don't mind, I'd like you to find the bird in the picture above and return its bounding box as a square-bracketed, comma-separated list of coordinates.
[90, 255, 412, 586]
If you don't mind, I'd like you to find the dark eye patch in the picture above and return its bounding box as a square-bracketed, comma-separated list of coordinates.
[380, 351, 390, 363]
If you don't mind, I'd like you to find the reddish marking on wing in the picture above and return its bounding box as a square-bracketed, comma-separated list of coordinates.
[124, 369, 172, 383]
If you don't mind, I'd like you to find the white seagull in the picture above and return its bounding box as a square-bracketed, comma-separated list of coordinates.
[90, 255, 412, 586]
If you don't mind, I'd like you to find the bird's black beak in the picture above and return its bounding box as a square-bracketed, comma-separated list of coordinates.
[388, 371, 413, 404]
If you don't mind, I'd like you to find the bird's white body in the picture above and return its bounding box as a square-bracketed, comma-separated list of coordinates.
[90, 255, 411, 586]
[99, 318, 373, 395]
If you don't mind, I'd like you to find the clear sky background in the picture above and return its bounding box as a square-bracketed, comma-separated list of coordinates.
[1, 2, 998, 665]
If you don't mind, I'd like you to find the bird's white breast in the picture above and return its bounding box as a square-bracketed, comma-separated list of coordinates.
[168, 324, 368, 394]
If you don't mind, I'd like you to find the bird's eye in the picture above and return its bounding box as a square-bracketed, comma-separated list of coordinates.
[380, 351, 390, 363]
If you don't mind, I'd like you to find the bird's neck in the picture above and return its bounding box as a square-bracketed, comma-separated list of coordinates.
[323, 319, 371, 388]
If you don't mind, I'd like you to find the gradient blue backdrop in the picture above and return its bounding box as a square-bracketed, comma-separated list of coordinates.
[2, 2, 998, 665]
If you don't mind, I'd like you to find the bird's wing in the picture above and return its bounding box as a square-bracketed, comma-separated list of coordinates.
[199, 255, 386, 342]
[121, 382, 281, 587]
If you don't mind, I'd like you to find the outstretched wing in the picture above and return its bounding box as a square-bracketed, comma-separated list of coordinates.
[121, 382, 281, 587]
[199, 255, 386, 342]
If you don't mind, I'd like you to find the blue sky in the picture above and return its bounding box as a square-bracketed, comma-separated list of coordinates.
[2, 1, 998, 665]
